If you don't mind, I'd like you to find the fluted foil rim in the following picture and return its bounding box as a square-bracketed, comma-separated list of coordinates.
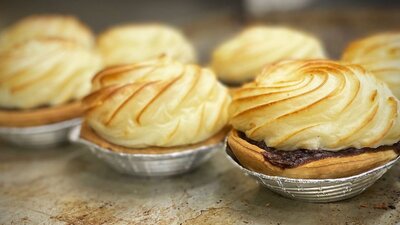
[0, 118, 81, 134]
[70, 125, 224, 159]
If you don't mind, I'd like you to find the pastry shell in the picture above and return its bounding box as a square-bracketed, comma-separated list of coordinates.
[227, 129, 398, 179]
[0, 101, 83, 127]
[0, 101, 83, 147]
[225, 144, 399, 202]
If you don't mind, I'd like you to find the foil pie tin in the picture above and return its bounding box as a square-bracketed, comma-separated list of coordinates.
[70, 126, 223, 177]
[225, 143, 399, 203]
[0, 118, 81, 148]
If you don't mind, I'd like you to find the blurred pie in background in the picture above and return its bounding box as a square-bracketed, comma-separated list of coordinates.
[342, 32, 400, 99]
[0, 15, 101, 127]
[97, 24, 196, 67]
[0, 14, 95, 51]
[211, 26, 326, 85]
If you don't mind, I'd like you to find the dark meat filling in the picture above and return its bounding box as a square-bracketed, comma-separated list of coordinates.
[237, 131, 400, 169]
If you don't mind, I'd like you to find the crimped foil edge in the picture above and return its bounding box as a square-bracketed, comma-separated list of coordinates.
[0, 118, 82, 134]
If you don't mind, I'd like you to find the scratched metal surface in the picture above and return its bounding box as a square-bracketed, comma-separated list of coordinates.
[0, 142, 399, 225]
[1, 5, 400, 225]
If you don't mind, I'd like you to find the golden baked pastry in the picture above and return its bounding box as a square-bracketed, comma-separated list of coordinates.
[83, 58, 230, 149]
[0, 38, 101, 126]
[0, 14, 94, 51]
[211, 26, 326, 84]
[342, 32, 400, 99]
[228, 59, 400, 178]
[97, 24, 196, 66]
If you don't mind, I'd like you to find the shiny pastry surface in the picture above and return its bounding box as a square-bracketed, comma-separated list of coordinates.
[0, 14, 94, 50]
[84, 58, 230, 148]
[0, 38, 101, 109]
[211, 26, 326, 83]
[229, 59, 400, 151]
[342, 32, 400, 99]
[97, 24, 196, 66]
